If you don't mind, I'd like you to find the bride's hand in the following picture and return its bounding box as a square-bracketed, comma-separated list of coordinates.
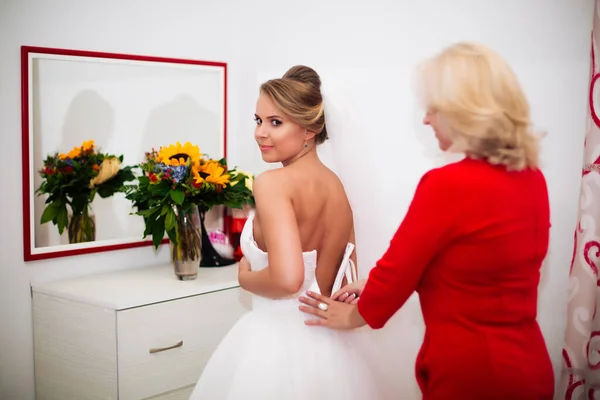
[298, 291, 366, 330]
[238, 257, 251, 278]
[331, 279, 367, 304]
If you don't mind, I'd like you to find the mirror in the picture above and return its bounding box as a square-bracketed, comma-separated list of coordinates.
[21, 46, 227, 261]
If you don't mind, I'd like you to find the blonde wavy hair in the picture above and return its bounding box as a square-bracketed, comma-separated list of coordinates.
[416, 42, 542, 171]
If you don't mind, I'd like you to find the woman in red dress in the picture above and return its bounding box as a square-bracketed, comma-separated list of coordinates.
[299, 42, 554, 399]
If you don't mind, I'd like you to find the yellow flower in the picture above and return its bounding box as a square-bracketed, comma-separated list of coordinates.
[191, 163, 205, 187]
[59, 140, 95, 160]
[202, 160, 230, 187]
[89, 157, 121, 188]
[236, 170, 254, 191]
[156, 142, 202, 167]
[82, 140, 95, 152]
[233, 170, 254, 191]
[67, 147, 81, 159]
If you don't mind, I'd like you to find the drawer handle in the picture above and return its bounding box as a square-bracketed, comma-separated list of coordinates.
[149, 340, 183, 354]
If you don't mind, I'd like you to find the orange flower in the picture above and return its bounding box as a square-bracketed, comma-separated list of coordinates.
[82, 140, 95, 152]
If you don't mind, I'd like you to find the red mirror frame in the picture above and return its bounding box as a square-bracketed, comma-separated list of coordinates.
[21, 46, 227, 261]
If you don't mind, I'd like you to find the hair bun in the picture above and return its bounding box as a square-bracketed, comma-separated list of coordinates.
[283, 65, 322, 91]
[261, 65, 328, 145]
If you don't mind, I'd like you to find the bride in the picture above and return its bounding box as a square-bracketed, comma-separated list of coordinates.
[189, 65, 402, 399]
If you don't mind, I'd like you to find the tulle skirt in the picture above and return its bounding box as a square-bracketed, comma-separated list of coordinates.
[189, 305, 417, 400]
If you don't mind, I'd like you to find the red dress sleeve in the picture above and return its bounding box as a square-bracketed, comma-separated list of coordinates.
[357, 169, 458, 329]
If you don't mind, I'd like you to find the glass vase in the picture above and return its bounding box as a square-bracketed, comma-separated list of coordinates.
[68, 207, 96, 244]
[171, 207, 202, 280]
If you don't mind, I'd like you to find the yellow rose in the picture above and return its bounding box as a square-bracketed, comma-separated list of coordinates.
[89, 157, 121, 188]
[245, 174, 253, 192]
[234, 170, 254, 191]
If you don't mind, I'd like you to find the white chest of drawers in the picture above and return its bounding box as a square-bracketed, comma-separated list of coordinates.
[31, 264, 250, 400]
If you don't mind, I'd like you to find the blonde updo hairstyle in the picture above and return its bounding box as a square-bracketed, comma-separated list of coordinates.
[416, 42, 542, 171]
[260, 65, 328, 145]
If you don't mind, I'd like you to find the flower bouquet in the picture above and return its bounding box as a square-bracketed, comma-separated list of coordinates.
[125, 142, 253, 280]
[36, 140, 136, 243]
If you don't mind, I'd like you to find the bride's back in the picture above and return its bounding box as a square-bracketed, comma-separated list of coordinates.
[253, 159, 353, 296]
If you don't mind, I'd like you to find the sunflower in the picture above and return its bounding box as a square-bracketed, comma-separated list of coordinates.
[156, 142, 202, 167]
[191, 164, 205, 186]
[201, 160, 230, 187]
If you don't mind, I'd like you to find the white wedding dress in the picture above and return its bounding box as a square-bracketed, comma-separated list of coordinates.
[189, 214, 400, 399]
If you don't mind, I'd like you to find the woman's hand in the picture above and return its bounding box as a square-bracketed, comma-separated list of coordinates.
[331, 278, 367, 304]
[238, 257, 251, 285]
[298, 290, 367, 330]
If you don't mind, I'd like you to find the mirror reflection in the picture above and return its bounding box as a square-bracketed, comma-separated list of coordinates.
[23, 49, 226, 260]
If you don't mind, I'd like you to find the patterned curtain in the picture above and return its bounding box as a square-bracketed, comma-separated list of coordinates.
[560, 2, 600, 398]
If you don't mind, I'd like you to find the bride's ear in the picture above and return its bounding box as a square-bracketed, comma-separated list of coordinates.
[304, 128, 317, 142]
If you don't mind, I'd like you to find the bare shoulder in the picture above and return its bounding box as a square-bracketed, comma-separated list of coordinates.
[326, 167, 347, 189]
[253, 169, 291, 199]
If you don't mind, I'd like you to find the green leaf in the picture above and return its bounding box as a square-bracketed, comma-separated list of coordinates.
[70, 195, 89, 216]
[56, 204, 69, 235]
[117, 167, 136, 182]
[143, 220, 152, 238]
[136, 209, 154, 217]
[169, 189, 185, 205]
[151, 182, 171, 197]
[96, 182, 120, 198]
[151, 215, 165, 249]
[40, 202, 60, 224]
[166, 226, 178, 246]
[165, 208, 176, 232]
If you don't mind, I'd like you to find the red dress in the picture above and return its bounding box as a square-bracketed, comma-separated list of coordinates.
[357, 158, 554, 399]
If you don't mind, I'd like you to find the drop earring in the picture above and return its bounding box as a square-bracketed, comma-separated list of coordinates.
[304, 142, 308, 148]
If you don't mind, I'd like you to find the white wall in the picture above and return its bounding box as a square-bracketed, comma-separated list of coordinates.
[0, 0, 593, 398]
